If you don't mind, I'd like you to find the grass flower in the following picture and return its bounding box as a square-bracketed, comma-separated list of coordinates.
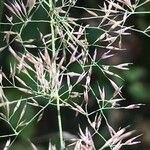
[0, 0, 150, 149]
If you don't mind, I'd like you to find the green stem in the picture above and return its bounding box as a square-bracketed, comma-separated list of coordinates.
[51, 18, 56, 58]
[136, 0, 150, 9]
[56, 94, 64, 149]
[49, 0, 53, 10]
[50, 2, 64, 148]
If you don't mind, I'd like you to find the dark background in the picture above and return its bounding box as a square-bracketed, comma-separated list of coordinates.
[0, 0, 150, 149]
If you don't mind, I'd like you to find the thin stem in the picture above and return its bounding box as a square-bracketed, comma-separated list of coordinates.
[56, 94, 65, 149]
[49, 0, 53, 10]
[51, 18, 56, 58]
[130, 11, 150, 15]
[50, 2, 64, 148]
[136, 0, 150, 9]
[8, 101, 51, 148]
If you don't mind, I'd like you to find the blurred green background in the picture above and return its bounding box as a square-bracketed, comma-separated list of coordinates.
[0, 0, 150, 149]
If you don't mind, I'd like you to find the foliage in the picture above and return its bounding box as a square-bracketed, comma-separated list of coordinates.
[0, 0, 150, 149]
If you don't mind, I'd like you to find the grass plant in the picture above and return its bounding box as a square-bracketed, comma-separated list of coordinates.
[0, 0, 150, 149]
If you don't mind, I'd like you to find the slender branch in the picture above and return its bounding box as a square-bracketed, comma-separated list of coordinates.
[50, 1, 64, 148]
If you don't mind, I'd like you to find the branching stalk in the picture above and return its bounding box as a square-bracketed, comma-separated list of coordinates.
[50, 3, 64, 149]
